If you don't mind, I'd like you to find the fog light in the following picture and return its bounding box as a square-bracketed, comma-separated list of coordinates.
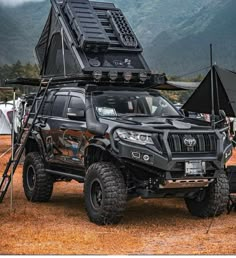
[132, 152, 141, 159]
[93, 71, 103, 80]
[109, 71, 118, 81]
[139, 72, 148, 82]
[123, 71, 132, 81]
[143, 155, 150, 162]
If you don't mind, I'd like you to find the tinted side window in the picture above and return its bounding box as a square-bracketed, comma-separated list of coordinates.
[51, 96, 67, 117]
[68, 97, 85, 110]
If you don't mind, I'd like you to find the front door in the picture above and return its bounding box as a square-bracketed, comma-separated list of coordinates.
[54, 93, 90, 168]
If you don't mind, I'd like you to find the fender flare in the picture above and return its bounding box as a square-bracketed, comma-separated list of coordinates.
[26, 131, 47, 160]
[84, 138, 114, 168]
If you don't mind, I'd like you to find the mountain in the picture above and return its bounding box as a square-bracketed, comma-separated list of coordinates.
[0, 0, 235, 76]
[0, 1, 50, 64]
[147, 0, 236, 75]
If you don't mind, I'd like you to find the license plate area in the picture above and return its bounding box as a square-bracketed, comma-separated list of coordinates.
[185, 161, 206, 176]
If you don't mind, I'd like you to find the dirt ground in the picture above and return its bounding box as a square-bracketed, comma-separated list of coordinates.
[0, 135, 236, 255]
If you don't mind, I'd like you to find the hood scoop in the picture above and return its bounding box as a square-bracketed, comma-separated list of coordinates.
[170, 120, 192, 129]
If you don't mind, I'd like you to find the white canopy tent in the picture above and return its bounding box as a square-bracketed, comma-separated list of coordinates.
[0, 103, 13, 135]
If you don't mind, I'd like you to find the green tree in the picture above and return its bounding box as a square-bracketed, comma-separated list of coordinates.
[0, 61, 40, 101]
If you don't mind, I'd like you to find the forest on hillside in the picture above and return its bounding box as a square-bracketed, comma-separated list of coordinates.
[0, 61, 39, 101]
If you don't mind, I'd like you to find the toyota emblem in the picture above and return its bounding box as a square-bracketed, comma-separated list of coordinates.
[183, 136, 197, 147]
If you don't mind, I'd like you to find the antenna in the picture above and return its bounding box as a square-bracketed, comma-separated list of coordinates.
[210, 44, 215, 129]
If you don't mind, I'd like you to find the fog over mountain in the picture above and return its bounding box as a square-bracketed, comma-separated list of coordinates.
[0, 0, 44, 6]
[0, 0, 235, 75]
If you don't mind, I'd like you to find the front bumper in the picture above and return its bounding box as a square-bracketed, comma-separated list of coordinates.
[117, 140, 225, 173]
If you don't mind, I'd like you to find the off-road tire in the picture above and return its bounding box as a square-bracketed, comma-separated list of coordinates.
[185, 172, 229, 218]
[84, 162, 127, 225]
[23, 152, 53, 202]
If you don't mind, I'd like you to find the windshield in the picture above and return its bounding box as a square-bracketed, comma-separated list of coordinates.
[93, 90, 180, 118]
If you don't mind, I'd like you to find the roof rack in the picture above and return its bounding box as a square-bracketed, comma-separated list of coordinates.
[5, 73, 167, 89]
[35, 0, 151, 84]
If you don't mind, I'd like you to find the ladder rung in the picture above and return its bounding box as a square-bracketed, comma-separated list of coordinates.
[0, 176, 10, 192]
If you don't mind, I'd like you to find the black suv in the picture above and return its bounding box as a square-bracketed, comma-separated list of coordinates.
[20, 0, 232, 225]
[23, 84, 232, 225]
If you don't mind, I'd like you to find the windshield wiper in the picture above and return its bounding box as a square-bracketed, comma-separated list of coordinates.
[120, 114, 152, 119]
[100, 116, 141, 125]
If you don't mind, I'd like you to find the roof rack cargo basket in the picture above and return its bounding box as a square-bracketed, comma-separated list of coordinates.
[35, 0, 151, 83]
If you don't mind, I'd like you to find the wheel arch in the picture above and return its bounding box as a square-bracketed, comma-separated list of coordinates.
[25, 133, 46, 159]
[84, 139, 120, 169]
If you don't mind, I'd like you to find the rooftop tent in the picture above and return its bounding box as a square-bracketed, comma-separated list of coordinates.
[182, 65, 236, 117]
[35, 0, 151, 80]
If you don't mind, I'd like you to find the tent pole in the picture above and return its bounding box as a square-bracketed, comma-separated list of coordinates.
[10, 88, 16, 212]
[215, 69, 220, 113]
[61, 27, 66, 77]
[210, 44, 215, 129]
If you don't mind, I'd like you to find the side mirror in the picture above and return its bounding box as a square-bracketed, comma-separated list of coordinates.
[67, 108, 85, 120]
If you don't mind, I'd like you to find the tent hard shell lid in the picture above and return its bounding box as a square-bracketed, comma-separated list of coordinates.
[35, 0, 151, 82]
[183, 65, 236, 117]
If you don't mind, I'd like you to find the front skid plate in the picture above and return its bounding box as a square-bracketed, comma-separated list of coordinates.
[159, 179, 214, 189]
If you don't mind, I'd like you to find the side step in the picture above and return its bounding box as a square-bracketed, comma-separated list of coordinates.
[45, 169, 84, 183]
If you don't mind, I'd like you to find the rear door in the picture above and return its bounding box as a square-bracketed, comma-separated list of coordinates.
[40, 91, 70, 165]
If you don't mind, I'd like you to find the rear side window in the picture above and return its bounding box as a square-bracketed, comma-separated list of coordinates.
[51, 96, 67, 117]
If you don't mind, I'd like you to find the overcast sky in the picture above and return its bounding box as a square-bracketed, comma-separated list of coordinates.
[0, 0, 44, 6]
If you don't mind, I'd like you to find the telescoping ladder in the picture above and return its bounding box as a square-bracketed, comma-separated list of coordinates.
[0, 79, 52, 203]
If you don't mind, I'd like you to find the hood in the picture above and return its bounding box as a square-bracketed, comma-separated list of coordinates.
[100, 116, 211, 131]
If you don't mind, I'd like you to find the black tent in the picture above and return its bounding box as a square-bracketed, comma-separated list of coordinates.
[183, 65, 236, 117]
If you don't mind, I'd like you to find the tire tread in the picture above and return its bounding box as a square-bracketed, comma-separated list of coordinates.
[84, 162, 127, 225]
[23, 152, 53, 202]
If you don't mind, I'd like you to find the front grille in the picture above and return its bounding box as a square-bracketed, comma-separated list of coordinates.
[168, 133, 217, 153]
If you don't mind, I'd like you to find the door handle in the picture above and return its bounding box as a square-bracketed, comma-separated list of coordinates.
[60, 125, 68, 131]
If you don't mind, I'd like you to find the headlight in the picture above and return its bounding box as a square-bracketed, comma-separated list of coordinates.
[222, 132, 227, 141]
[115, 129, 154, 145]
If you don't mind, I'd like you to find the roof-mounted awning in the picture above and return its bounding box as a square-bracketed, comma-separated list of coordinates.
[5, 78, 41, 86]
